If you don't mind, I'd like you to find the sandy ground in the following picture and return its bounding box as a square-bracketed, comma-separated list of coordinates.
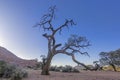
[22, 70, 120, 80]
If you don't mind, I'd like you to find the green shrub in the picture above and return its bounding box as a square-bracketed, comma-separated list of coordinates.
[0, 60, 28, 80]
[11, 72, 22, 80]
[49, 65, 80, 73]
[62, 65, 80, 73]
[11, 69, 27, 80]
[49, 66, 56, 71]
[0, 60, 7, 77]
[72, 68, 80, 73]
[3, 64, 16, 78]
[62, 65, 72, 72]
[11, 68, 28, 80]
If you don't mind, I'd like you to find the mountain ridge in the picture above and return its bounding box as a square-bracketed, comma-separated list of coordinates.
[0, 46, 37, 67]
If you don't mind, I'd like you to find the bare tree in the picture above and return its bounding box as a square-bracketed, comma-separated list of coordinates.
[35, 6, 90, 75]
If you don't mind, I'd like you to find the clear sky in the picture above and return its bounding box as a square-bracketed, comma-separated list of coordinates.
[0, 0, 120, 66]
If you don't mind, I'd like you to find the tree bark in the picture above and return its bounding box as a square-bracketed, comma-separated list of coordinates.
[41, 54, 53, 75]
[110, 63, 117, 71]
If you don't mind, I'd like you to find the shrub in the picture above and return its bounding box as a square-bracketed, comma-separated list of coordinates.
[34, 62, 42, 70]
[62, 68, 69, 72]
[0, 60, 7, 77]
[49, 66, 57, 71]
[54, 67, 61, 72]
[71, 68, 80, 73]
[49, 65, 80, 73]
[62, 65, 72, 72]
[62, 65, 80, 73]
[0, 60, 28, 80]
[3, 64, 16, 78]
[11, 69, 28, 80]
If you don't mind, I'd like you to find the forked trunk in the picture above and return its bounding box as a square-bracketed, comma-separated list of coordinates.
[41, 54, 53, 75]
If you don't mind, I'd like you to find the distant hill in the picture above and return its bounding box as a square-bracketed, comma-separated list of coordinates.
[0, 46, 37, 67]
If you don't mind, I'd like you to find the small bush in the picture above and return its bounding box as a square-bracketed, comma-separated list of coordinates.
[49, 66, 57, 71]
[34, 62, 42, 70]
[0, 60, 7, 77]
[49, 65, 80, 73]
[3, 64, 16, 78]
[72, 68, 80, 73]
[11, 72, 22, 80]
[62, 68, 69, 72]
[62, 65, 72, 72]
[0, 60, 28, 80]
[11, 69, 28, 80]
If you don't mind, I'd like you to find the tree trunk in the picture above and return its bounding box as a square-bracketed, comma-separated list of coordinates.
[110, 64, 117, 71]
[41, 54, 53, 75]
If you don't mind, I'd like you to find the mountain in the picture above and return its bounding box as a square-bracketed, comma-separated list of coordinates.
[0, 46, 37, 67]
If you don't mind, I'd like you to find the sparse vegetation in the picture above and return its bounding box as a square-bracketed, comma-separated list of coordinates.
[49, 65, 79, 73]
[34, 62, 42, 70]
[0, 60, 28, 80]
[102, 65, 120, 71]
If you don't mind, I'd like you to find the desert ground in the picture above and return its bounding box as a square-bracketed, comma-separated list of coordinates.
[21, 70, 120, 80]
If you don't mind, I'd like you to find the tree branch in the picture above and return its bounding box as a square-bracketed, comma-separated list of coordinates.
[56, 50, 91, 70]
[53, 44, 62, 49]
[34, 6, 56, 32]
[53, 19, 76, 35]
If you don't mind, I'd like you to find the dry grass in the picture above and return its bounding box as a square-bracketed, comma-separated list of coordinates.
[103, 66, 120, 71]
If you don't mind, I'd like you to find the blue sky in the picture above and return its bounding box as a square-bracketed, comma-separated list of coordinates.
[0, 0, 120, 66]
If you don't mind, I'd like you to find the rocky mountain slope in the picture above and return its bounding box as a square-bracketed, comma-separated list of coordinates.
[0, 46, 37, 67]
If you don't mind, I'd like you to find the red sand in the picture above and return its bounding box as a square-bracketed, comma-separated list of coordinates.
[22, 70, 120, 80]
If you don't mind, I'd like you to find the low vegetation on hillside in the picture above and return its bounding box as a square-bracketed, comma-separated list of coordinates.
[0, 60, 28, 80]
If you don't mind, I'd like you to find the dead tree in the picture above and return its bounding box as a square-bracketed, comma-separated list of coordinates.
[35, 6, 91, 75]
